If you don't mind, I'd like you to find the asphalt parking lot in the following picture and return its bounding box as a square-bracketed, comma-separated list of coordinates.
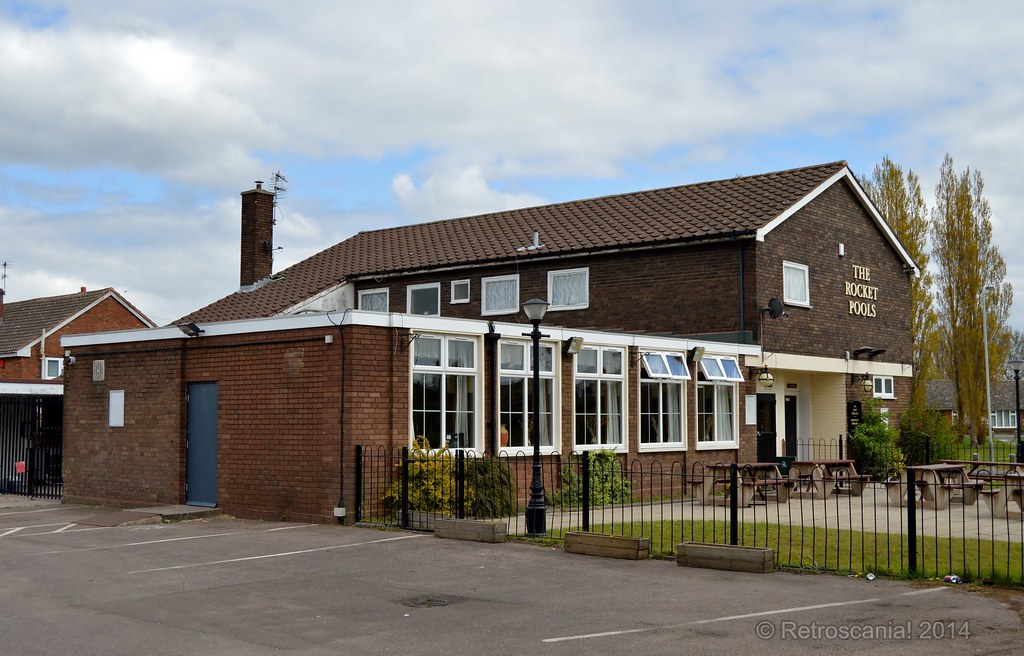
[2, 498, 1023, 655]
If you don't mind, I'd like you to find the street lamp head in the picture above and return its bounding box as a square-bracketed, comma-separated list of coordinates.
[522, 298, 549, 323]
[1010, 359, 1024, 375]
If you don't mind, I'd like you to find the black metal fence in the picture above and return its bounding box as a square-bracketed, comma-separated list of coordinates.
[0, 396, 63, 499]
[355, 441, 1024, 583]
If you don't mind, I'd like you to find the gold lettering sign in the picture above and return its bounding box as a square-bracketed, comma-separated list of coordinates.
[845, 265, 879, 318]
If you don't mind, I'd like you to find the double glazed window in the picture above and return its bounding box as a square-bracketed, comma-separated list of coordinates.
[783, 261, 809, 306]
[408, 283, 440, 316]
[574, 346, 625, 448]
[411, 335, 477, 449]
[481, 275, 519, 315]
[498, 342, 555, 449]
[358, 288, 389, 312]
[640, 353, 689, 447]
[42, 357, 63, 379]
[992, 410, 1018, 429]
[696, 354, 742, 446]
[548, 268, 589, 311]
[873, 376, 895, 399]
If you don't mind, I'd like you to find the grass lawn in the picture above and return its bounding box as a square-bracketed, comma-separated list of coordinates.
[552, 519, 1024, 585]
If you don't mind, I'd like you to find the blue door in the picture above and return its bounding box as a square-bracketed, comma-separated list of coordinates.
[186, 383, 218, 507]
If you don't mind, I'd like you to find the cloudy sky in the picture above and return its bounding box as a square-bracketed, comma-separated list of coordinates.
[2, 1, 1022, 329]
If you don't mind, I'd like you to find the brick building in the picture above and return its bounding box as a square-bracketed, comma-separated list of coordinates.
[61, 162, 917, 521]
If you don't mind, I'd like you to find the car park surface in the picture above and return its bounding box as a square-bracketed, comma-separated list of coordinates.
[2, 498, 1023, 655]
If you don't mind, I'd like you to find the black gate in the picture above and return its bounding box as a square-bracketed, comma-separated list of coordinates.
[0, 395, 63, 499]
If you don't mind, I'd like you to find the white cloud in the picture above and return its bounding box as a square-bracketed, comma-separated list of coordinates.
[392, 166, 546, 221]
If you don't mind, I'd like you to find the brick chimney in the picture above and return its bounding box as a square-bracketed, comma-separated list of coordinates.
[0, 287, 4, 322]
[240, 181, 276, 288]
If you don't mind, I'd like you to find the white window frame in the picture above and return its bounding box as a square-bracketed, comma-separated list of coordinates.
[573, 345, 626, 451]
[783, 260, 810, 307]
[991, 410, 1018, 429]
[498, 340, 558, 453]
[639, 352, 689, 451]
[873, 375, 895, 399]
[42, 357, 63, 379]
[481, 274, 519, 316]
[410, 334, 481, 450]
[407, 283, 441, 316]
[696, 379, 739, 449]
[450, 279, 470, 304]
[358, 288, 389, 313]
[547, 267, 589, 311]
[698, 355, 744, 382]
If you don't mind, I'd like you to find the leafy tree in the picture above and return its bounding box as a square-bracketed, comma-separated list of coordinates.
[931, 155, 1012, 443]
[860, 157, 936, 407]
[1005, 328, 1024, 379]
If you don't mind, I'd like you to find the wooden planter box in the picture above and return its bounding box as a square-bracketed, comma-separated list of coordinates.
[434, 518, 507, 543]
[564, 532, 650, 560]
[677, 542, 774, 573]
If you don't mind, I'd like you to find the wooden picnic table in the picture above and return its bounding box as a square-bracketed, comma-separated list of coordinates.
[787, 459, 869, 497]
[886, 464, 983, 510]
[938, 461, 1024, 518]
[689, 462, 794, 507]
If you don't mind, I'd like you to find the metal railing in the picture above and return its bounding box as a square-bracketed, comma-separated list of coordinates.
[355, 443, 1024, 583]
[0, 396, 63, 499]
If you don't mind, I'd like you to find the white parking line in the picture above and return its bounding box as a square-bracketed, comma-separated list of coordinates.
[128, 533, 427, 574]
[33, 531, 249, 555]
[0, 522, 68, 537]
[0, 506, 84, 517]
[542, 588, 949, 643]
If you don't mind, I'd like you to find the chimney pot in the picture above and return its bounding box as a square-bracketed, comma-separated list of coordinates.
[80, 286, 86, 293]
[255, 180, 263, 190]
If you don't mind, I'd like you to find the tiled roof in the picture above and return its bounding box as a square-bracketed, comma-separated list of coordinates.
[926, 379, 1020, 411]
[184, 161, 849, 323]
[0, 288, 111, 355]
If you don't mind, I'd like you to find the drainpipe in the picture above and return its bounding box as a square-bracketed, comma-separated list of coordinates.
[737, 243, 746, 343]
[485, 322, 501, 454]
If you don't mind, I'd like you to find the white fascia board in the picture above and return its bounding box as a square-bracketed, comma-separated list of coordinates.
[60, 308, 758, 359]
[0, 347, 32, 358]
[0, 381, 64, 395]
[279, 281, 352, 315]
[745, 351, 911, 378]
[756, 167, 919, 276]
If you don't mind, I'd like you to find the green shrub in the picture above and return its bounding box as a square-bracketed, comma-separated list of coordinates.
[897, 402, 960, 465]
[551, 449, 632, 507]
[850, 400, 905, 478]
[382, 447, 518, 518]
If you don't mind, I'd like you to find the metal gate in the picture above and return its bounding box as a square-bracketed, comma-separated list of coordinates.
[0, 395, 63, 499]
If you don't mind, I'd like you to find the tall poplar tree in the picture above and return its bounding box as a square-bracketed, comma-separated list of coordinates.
[931, 155, 1012, 443]
[860, 157, 935, 408]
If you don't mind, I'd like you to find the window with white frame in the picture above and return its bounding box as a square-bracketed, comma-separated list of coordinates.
[481, 274, 519, 315]
[411, 335, 477, 449]
[873, 375, 895, 399]
[358, 288, 389, 313]
[992, 410, 1018, 429]
[696, 355, 741, 446]
[499, 341, 555, 449]
[698, 355, 745, 382]
[42, 357, 63, 379]
[450, 280, 470, 304]
[574, 346, 625, 448]
[548, 267, 589, 311]
[407, 283, 440, 316]
[640, 353, 689, 447]
[783, 261, 810, 307]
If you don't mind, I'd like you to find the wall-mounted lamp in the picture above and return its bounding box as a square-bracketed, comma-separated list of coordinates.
[177, 322, 203, 338]
[851, 373, 874, 394]
[398, 332, 422, 352]
[746, 365, 774, 389]
[688, 345, 705, 363]
[563, 336, 584, 356]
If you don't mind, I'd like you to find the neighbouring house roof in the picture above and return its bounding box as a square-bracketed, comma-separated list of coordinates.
[0, 288, 154, 357]
[926, 379, 1021, 412]
[185, 160, 912, 323]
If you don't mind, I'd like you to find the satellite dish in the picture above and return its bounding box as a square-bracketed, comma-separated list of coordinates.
[767, 298, 786, 319]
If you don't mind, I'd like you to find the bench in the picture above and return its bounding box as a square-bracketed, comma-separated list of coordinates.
[689, 476, 793, 506]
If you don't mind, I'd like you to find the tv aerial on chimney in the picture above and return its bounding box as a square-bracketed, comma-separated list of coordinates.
[270, 171, 288, 225]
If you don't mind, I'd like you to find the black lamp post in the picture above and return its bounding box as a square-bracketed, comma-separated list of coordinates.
[1010, 359, 1023, 464]
[522, 298, 549, 537]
